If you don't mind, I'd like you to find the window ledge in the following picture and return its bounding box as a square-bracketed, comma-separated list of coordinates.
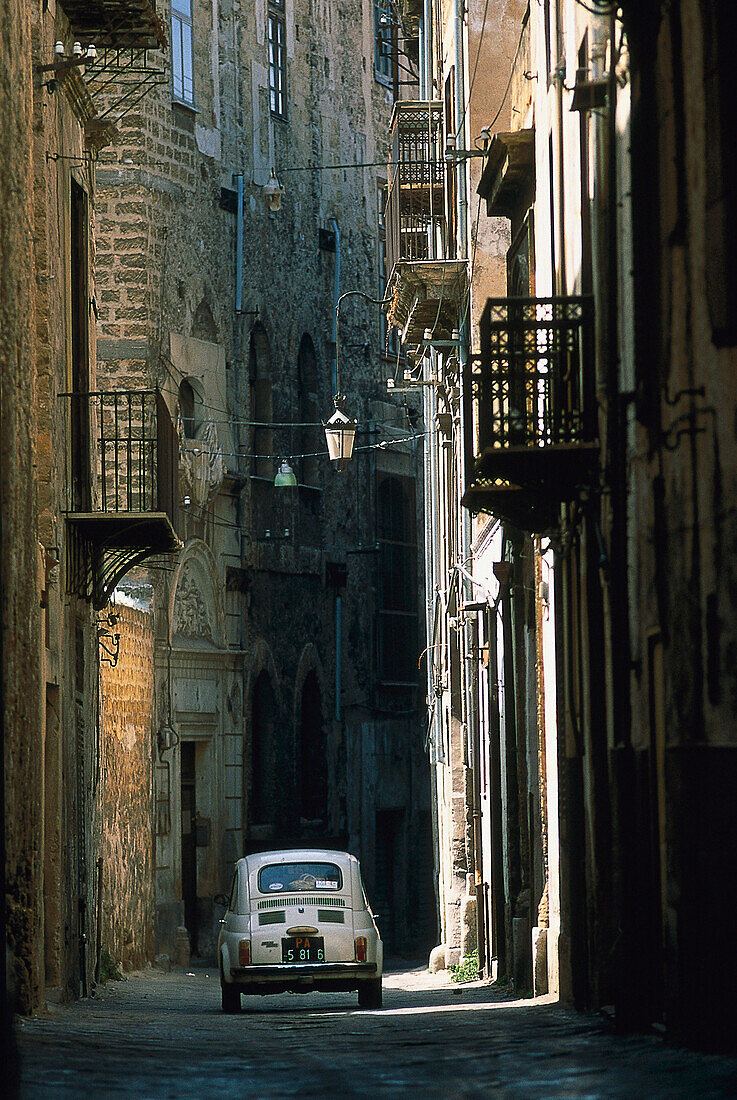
[172, 99, 199, 115]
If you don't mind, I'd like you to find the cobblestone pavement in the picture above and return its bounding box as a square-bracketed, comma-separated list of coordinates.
[15, 964, 737, 1098]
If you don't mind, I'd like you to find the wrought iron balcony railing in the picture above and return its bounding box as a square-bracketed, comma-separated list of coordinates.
[385, 101, 447, 276]
[63, 388, 181, 606]
[462, 297, 599, 530]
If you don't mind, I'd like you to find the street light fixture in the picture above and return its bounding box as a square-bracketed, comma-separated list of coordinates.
[274, 459, 298, 487]
[263, 167, 284, 211]
[324, 397, 358, 470]
[323, 289, 390, 469]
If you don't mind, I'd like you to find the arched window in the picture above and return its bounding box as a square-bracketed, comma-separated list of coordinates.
[178, 378, 200, 439]
[297, 334, 319, 486]
[192, 299, 218, 343]
[249, 325, 273, 479]
[299, 672, 326, 822]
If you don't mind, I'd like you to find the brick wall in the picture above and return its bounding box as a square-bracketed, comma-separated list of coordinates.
[99, 603, 156, 972]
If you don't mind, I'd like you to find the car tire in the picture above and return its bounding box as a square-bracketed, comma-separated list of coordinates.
[358, 977, 382, 1009]
[221, 981, 242, 1014]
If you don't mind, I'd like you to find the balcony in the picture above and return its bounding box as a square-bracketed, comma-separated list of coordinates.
[60, 1, 167, 50]
[51, 1, 168, 148]
[462, 297, 599, 531]
[384, 101, 466, 345]
[63, 389, 182, 607]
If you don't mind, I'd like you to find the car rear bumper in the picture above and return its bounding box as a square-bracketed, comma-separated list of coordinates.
[230, 961, 377, 981]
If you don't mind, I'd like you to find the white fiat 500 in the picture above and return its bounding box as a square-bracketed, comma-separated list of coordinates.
[217, 849, 383, 1012]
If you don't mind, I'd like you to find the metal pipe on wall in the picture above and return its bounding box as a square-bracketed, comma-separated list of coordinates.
[423, 0, 433, 99]
[330, 218, 341, 395]
[234, 172, 243, 314]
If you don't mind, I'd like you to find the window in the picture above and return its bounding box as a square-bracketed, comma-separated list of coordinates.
[268, 0, 287, 118]
[374, 0, 393, 83]
[258, 862, 343, 894]
[701, 0, 737, 345]
[70, 181, 90, 509]
[171, 0, 194, 105]
[179, 380, 197, 438]
[376, 475, 419, 686]
[178, 379, 203, 439]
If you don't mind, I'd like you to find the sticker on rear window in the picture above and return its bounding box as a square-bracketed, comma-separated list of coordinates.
[315, 879, 338, 889]
[268, 881, 283, 890]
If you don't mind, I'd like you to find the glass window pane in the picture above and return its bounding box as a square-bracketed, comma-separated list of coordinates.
[258, 862, 343, 893]
[181, 22, 193, 102]
[172, 19, 183, 98]
[172, 0, 191, 14]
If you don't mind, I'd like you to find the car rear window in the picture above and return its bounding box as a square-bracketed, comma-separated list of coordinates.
[258, 861, 343, 893]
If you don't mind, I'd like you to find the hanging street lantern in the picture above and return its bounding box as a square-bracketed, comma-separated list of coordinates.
[274, 459, 298, 487]
[324, 396, 358, 471]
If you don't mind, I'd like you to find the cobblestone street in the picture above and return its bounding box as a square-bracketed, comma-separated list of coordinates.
[14, 965, 737, 1098]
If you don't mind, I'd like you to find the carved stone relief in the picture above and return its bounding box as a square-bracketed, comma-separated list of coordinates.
[173, 569, 214, 643]
[178, 416, 224, 515]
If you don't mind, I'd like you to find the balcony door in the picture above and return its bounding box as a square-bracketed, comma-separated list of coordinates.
[70, 180, 90, 510]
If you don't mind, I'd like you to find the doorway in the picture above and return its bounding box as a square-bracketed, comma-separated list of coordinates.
[299, 672, 326, 824]
[180, 741, 198, 954]
[374, 809, 403, 955]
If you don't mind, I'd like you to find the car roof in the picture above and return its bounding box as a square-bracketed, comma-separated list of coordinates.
[237, 849, 358, 871]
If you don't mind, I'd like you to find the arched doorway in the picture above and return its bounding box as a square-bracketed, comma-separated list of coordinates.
[250, 671, 278, 829]
[299, 672, 326, 824]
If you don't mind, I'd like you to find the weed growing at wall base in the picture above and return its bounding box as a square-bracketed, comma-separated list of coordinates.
[450, 950, 480, 984]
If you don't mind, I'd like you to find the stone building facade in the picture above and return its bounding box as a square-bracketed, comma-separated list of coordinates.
[93, 0, 435, 963]
[408, 0, 737, 1054]
[2, 0, 175, 1016]
[381, 0, 545, 984]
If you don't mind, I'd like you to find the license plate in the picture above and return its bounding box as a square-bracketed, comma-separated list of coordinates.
[281, 936, 325, 963]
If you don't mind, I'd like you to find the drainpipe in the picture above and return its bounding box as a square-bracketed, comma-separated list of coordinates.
[330, 218, 341, 394]
[554, 1, 567, 291]
[335, 594, 342, 722]
[234, 172, 244, 314]
[452, 0, 482, 946]
[423, 351, 440, 759]
[330, 217, 342, 722]
[423, 0, 433, 99]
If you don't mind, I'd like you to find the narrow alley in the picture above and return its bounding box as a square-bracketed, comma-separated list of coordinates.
[15, 965, 737, 1098]
[4, 0, 737, 1085]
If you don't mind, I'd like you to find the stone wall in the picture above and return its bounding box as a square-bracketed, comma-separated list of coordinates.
[0, 0, 43, 1017]
[99, 602, 156, 973]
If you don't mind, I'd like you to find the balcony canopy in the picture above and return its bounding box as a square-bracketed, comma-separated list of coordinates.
[477, 129, 534, 220]
[386, 259, 467, 346]
[60, 0, 167, 50]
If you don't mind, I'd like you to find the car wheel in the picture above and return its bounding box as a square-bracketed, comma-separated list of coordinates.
[357, 977, 382, 1009]
[221, 981, 242, 1014]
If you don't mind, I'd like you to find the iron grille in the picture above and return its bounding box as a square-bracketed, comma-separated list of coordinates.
[257, 896, 346, 910]
[386, 102, 446, 273]
[63, 389, 176, 523]
[467, 296, 596, 458]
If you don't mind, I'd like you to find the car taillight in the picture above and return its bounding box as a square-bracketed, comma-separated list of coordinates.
[238, 939, 251, 966]
[355, 936, 367, 963]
